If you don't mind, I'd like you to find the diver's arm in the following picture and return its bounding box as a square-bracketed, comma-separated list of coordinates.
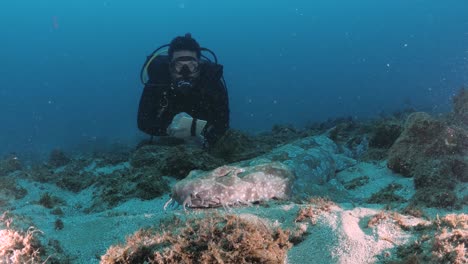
[137, 85, 172, 136]
[203, 80, 230, 144]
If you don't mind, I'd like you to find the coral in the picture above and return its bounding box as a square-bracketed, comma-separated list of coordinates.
[48, 149, 71, 168]
[167, 162, 295, 209]
[101, 213, 292, 264]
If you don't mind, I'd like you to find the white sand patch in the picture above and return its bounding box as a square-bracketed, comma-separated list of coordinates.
[287, 206, 420, 264]
[49, 196, 172, 264]
[93, 162, 130, 175]
[2, 160, 464, 264]
[5, 178, 174, 263]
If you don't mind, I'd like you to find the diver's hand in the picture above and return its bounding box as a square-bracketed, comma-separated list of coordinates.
[167, 112, 207, 139]
[167, 112, 192, 138]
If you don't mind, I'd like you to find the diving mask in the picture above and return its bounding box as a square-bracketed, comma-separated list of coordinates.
[170, 56, 200, 90]
[170, 56, 200, 77]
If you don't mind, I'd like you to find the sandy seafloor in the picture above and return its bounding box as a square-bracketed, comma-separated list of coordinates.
[4, 157, 467, 264]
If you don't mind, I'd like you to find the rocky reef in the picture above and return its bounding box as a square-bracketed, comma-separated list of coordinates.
[453, 87, 468, 126]
[0, 154, 22, 176]
[387, 110, 468, 207]
[1, 89, 467, 263]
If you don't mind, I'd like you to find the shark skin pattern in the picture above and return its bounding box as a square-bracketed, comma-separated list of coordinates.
[165, 162, 295, 210]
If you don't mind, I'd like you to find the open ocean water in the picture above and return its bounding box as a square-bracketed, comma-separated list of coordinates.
[0, 1, 467, 264]
[0, 0, 467, 158]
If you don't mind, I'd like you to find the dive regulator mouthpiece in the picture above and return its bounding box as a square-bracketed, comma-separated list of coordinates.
[176, 79, 193, 89]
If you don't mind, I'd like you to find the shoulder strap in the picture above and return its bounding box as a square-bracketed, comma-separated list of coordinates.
[146, 55, 171, 86]
[200, 61, 224, 82]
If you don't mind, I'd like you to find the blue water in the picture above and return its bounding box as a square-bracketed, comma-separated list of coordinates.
[1, 0, 467, 159]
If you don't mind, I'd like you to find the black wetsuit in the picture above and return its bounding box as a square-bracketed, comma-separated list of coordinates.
[137, 55, 229, 145]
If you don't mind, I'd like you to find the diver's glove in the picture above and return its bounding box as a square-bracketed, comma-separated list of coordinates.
[167, 112, 207, 139]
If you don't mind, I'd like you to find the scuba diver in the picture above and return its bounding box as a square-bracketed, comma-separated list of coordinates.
[137, 33, 229, 147]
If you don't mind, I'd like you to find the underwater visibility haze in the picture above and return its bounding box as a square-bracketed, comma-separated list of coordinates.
[0, 1, 468, 264]
[0, 0, 467, 157]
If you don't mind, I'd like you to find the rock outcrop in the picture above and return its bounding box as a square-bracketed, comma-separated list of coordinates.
[453, 87, 468, 126]
[387, 112, 468, 207]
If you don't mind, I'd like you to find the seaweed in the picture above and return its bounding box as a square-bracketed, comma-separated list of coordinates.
[385, 213, 468, 264]
[38, 192, 66, 209]
[101, 213, 293, 264]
